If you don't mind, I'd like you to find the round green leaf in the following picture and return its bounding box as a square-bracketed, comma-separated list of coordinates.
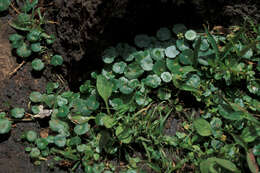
[86, 95, 99, 110]
[109, 98, 123, 108]
[193, 118, 212, 136]
[150, 48, 165, 61]
[157, 88, 171, 100]
[29, 91, 42, 102]
[172, 24, 187, 34]
[74, 123, 89, 135]
[112, 61, 127, 74]
[0, 119, 11, 134]
[9, 34, 24, 48]
[9, 34, 23, 42]
[102, 47, 118, 64]
[156, 27, 171, 41]
[35, 138, 48, 150]
[11, 107, 25, 118]
[49, 118, 69, 133]
[56, 95, 68, 107]
[31, 58, 44, 71]
[0, 0, 10, 12]
[161, 72, 172, 83]
[200, 38, 210, 51]
[77, 144, 87, 152]
[186, 74, 200, 88]
[135, 91, 150, 106]
[26, 30, 41, 42]
[26, 130, 37, 142]
[51, 55, 63, 66]
[185, 30, 197, 41]
[176, 39, 189, 51]
[56, 106, 69, 118]
[210, 117, 222, 130]
[118, 77, 134, 94]
[16, 43, 32, 58]
[54, 135, 66, 147]
[143, 74, 161, 88]
[179, 49, 194, 65]
[124, 62, 144, 79]
[165, 45, 179, 58]
[152, 60, 167, 76]
[30, 148, 40, 158]
[30, 42, 42, 52]
[31, 105, 40, 114]
[116, 43, 137, 62]
[140, 56, 153, 71]
[68, 136, 82, 147]
[134, 34, 151, 48]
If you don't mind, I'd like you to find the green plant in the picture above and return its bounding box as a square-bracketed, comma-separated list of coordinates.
[6, 1, 62, 71]
[13, 22, 260, 172]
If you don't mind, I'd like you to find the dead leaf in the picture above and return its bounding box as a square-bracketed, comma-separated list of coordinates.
[33, 105, 52, 118]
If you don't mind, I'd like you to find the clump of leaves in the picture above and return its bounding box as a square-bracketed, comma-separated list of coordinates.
[19, 22, 260, 172]
[6, 1, 62, 71]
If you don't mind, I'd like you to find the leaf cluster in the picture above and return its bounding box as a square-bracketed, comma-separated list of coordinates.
[4, 22, 260, 172]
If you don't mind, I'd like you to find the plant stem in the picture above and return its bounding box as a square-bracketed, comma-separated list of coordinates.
[105, 101, 111, 115]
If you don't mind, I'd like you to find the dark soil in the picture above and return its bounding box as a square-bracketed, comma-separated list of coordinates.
[1, 0, 260, 172]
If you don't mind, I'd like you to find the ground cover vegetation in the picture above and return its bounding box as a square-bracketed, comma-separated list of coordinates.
[0, 0, 260, 172]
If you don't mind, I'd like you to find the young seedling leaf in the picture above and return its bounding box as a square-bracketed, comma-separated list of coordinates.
[51, 55, 63, 66]
[16, 43, 32, 58]
[30, 43, 42, 52]
[26, 130, 37, 142]
[0, 119, 12, 134]
[31, 58, 44, 71]
[11, 108, 25, 118]
[27, 30, 41, 42]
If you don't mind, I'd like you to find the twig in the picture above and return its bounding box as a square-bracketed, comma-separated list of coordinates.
[47, 20, 59, 24]
[9, 61, 26, 78]
[10, 3, 20, 14]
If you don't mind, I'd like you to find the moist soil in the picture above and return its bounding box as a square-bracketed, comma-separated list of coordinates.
[0, 0, 259, 172]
